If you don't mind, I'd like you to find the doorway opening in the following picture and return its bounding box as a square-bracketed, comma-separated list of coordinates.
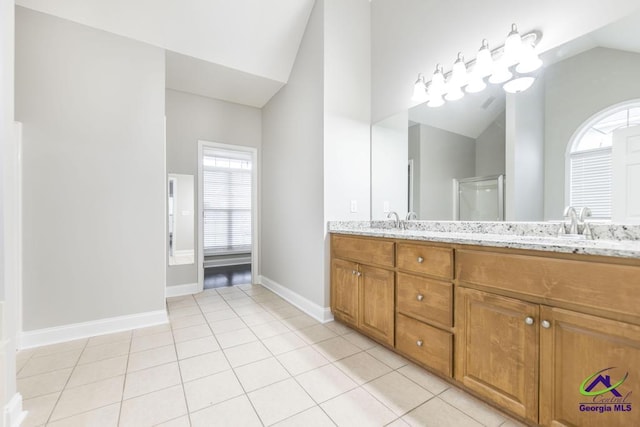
[198, 141, 258, 290]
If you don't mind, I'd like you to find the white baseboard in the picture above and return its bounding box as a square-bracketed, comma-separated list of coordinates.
[259, 276, 334, 323]
[4, 393, 27, 427]
[166, 282, 200, 298]
[18, 310, 168, 350]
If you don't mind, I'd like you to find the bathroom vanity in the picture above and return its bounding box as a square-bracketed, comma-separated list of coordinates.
[329, 222, 640, 427]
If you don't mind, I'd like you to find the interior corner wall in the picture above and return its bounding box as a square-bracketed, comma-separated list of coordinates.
[475, 111, 506, 177]
[261, 0, 325, 307]
[505, 78, 545, 221]
[165, 89, 262, 288]
[16, 7, 166, 331]
[544, 47, 640, 220]
[418, 124, 475, 220]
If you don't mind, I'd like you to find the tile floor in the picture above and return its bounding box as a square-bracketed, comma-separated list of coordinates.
[17, 284, 526, 427]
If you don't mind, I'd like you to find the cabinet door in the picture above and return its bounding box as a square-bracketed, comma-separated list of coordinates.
[455, 287, 539, 422]
[539, 307, 640, 427]
[359, 264, 395, 346]
[330, 258, 359, 327]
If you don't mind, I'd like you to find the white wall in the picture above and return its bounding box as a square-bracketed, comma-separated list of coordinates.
[16, 8, 166, 331]
[262, 0, 371, 310]
[371, 112, 408, 220]
[371, 0, 640, 122]
[505, 78, 545, 221]
[262, 0, 326, 306]
[1, 0, 18, 418]
[418, 124, 475, 220]
[323, 0, 371, 222]
[544, 47, 640, 219]
[475, 112, 506, 177]
[165, 89, 261, 287]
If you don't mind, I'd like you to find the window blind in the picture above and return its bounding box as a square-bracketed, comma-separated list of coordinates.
[569, 148, 612, 219]
[203, 153, 252, 254]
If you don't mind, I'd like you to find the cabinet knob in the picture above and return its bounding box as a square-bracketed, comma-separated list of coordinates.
[524, 316, 534, 325]
[416, 294, 424, 301]
[416, 340, 423, 347]
[417, 256, 424, 263]
[352, 270, 356, 275]
[356, 271, 361, 277]
[541, 320, 551, 329]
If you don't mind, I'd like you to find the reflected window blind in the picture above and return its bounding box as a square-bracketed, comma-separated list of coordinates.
[203, 154, 252, 254]
[569, 147, 612, 219]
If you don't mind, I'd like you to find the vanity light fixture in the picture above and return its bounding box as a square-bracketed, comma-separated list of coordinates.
[412, 73, 428, 102]
[411, 24, 542, 107]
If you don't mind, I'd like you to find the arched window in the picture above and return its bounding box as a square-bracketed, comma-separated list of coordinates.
[567, 102, 640, 219]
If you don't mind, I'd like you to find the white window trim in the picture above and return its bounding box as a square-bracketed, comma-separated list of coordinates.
[564, 99, 640, 212]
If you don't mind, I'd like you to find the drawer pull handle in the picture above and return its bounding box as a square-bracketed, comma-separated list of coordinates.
[417, 256, 424, 263]
[416, 294, 424, 301]
[524, 316, 534, 325]
[541, 320, 551, 329]
[416, 340, 423, 347]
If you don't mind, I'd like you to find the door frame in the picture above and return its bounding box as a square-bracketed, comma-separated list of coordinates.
[197, 140, 259, 292]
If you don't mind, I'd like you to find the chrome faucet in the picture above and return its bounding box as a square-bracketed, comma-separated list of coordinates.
[558, 206, 593, 239]
[386, 211, 400, 228]
[563, 206, 579, 235]
[406, 212, 417, 221]
[579, 207, 593, 239]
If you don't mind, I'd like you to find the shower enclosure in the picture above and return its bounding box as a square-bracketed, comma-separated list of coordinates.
[454, 175, 505, 221]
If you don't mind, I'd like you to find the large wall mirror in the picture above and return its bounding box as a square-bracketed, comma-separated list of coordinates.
[372, 10, 640, 223]
[168, 173, 195, 265]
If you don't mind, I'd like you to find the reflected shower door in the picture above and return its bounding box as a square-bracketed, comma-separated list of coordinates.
[457, 175, 504, 221]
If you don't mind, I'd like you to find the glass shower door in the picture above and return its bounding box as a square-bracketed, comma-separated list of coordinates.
[456, 175, 504, 221]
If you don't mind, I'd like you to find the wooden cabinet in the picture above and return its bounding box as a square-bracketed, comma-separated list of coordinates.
[395, 243, 454, 377]
[330, 235, 395, 346]
[330, 258, 359, 327]
[359, 265, 395, 345]
[396, 313, 452, 376]
[539, 307, 640, 427]
[331, 233, 640, 427]
[455, 287, 539, 421]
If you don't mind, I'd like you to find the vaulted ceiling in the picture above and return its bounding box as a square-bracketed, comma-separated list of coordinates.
[15, 0, 316, 107]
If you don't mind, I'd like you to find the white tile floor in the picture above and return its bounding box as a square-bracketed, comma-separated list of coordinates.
[17, 284, 526, 427]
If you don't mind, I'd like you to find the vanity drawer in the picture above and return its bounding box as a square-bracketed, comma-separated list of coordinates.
[396, 314, 452, 376]
[397, 242, 453, 279]
[397, 272, 453, 328]
[456, 249, 640, 321]
[331, 235, 395, 268]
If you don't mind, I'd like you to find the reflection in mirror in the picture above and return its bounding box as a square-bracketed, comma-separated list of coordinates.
[371, 9, 640, 222]
[168, 173, 195, 265]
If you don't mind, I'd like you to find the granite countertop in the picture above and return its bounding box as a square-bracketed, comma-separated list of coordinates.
[328, 221, 640, 259]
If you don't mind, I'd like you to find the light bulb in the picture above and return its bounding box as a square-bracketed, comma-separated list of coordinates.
[412, 74, 428, 102]
[475, 39, 493, 77]
[465, 74, 486, 93]
[450, 53, 467, 87]
[430, 64, 446, 96]
[504, 23, 522, 65]
[489, 58, 512, 84]
[516, 42, 542, 73]
[503, 76, 535, 93]
[445, 86, 464, 101]
[427, 93, 445, 107]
